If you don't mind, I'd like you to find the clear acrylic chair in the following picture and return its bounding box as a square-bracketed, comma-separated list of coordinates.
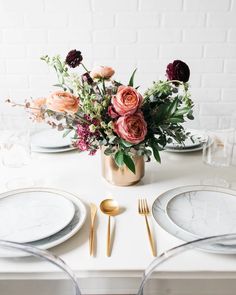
[0, 240, 81, 295]
[137, 234, 236, 295]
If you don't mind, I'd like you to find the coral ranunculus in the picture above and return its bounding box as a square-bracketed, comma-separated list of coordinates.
[114, 112, 147, 144]
[90, 66, 115, 79]
[166, 60, 190, 83]
[47, 91, 79, 113]
[112, 86, 142, 116]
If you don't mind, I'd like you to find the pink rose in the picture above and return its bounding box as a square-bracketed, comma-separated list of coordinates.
[47, 91, 79, 113]
[114, 112, 147, 144]
[107, 106, 119, 119]
[31, 97, 47, 122]
[112, 86, 143, 116]
[90, 66, 115, 79]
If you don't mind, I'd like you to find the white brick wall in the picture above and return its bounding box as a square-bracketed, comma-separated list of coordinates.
[0, 0, 236, 129]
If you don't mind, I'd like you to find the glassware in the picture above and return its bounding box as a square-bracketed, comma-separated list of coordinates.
[0, 114, 34, 189]
[202, 128, 234, 167]
[137, 233, 236, 295]
[0, 239, 81, 295]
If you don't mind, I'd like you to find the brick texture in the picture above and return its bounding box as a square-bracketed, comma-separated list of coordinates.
[0, 0, 235, 127]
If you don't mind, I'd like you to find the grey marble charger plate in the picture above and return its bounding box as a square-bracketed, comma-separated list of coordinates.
[0, 188, 86, 257]
[152, 185, 236, 254]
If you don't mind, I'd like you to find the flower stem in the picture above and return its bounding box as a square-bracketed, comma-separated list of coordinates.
[81, 63, 89, 73]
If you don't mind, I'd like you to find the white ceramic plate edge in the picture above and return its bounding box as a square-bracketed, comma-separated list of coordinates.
[32, 146, 76, 153]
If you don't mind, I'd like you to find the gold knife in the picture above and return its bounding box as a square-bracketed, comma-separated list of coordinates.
[89, 203, 97, 256]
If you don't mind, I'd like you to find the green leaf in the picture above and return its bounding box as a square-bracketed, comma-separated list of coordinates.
[63, 129, 72, 138]
[114, 151, 124, 167]
[120, 139, 133, 148]
[153, 103, 169, 123]
[123, 154, 136, 174]
[150, 139, 161, 163]
[167, 97, 179, 117]
[53, 83, 64, 88]
[104, 147, 114, 156]
[169, 117, 184, 124]
[128, 68, 137, 87]
[175, 107, 190, 116]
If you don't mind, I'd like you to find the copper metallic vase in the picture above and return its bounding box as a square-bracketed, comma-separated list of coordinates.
[101, 150, 145, 186]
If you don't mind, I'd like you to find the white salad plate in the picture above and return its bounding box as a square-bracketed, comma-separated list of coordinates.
[165, 129, 209, 153]
[152, 185, 236, 254]
[31, 129, 72, 149]
[0, 189, 75, 243]
[0, 188, 86, 257]
[32, 145, 76, 153]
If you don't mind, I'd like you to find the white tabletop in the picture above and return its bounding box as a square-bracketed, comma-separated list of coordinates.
[0, 149, 236, 282]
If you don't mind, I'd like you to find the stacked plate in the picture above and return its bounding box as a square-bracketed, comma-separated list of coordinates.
[0, 188, 86, 257]
[152, 185, 236, 254]
[165, 129, 208, 153]
[31, 129, 75, 153]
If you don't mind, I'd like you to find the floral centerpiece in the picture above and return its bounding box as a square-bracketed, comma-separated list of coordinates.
[8, 50, 194, 186]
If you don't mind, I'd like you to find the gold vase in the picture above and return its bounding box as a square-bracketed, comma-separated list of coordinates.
[101, 149, 145, 186]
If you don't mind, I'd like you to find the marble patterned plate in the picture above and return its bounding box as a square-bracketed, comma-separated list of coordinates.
[0, 188, 86, 257]
[152, 185, 236, 254]
[0, 190, 75, 243]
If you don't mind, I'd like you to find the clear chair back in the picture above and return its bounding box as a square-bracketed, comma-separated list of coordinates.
[0, 240, 81, 295]
[137, 234, 236, 295]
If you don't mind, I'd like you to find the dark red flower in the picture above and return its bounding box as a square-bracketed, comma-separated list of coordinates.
[65, 49, 83, 68]
[166, 60, 190, 83]
[81, 72, 93, 85]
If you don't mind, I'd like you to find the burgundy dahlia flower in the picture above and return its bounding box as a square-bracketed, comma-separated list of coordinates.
[166, 60, 190, 83]
[65, 49, 83, 68]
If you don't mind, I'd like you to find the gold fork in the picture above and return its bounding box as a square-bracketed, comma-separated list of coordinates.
[138, 199, 157, 256]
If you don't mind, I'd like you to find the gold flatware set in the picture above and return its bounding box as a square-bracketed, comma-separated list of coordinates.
[89, 198, 156, 257]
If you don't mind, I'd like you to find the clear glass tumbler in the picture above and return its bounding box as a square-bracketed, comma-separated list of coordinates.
[202, 128, 234, 167]
[0, 114, 34, 189]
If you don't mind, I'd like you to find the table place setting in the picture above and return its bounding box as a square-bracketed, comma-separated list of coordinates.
[1, 46, 236, 278]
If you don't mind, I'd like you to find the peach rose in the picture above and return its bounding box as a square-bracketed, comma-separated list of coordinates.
[47, 91, 79, 113]
[31, 97, 47, 122]
[90, 66, 115, 79]
[114, 112, 147, 144]
[112, 86, 143, 116]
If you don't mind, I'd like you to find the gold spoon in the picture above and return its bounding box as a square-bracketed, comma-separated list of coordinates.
[100, 199, 119, 257]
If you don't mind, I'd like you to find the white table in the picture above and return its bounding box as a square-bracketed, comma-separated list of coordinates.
[0, 149, 236, 294]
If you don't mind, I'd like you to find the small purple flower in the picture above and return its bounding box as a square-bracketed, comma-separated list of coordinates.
[166, 60, 190, 83]
[65, 49, 83, 68]
[76, 139, 88, 151]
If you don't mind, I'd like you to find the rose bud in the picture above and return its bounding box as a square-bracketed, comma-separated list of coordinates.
[81, 72, 93, 85]
[166, 60, 190, 83]
[65, 49, 83, 68]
